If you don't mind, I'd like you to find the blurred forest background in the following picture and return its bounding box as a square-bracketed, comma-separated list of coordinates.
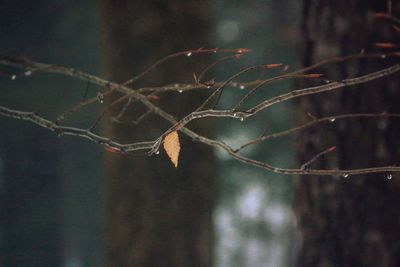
[0, 1, 104, 266]
[0, 1, 299, 266]
[1, 1, 399, 267]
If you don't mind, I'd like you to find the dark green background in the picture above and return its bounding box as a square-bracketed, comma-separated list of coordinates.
[0, 1, 299, 266]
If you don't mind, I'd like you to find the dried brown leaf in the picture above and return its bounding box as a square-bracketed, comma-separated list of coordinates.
[163, 131, 180, 168]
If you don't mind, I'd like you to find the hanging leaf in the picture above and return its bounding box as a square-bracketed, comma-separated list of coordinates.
[163, 131, 180, 168]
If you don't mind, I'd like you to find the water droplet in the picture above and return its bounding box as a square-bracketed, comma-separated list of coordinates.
[381, 54, 387, 59]
[233, 113, 238, 117]
[240, 117, 244, 122]
[11, 75, 16, 80]
[186, 52, 192, 57]
[207, 85, 211, 89]
[239, 85, 245, 90]
[97, 92, 104, 104]
[343, 173, 349, 178]
[330, 118, 336, 122]
[387, 174, 392, 180]
[231, 82, 238, 87]
[324, 80, 331, 84]
[24, 70, 32, 76]
[178, 90, 183, 93]
[155, 151, 160, 155]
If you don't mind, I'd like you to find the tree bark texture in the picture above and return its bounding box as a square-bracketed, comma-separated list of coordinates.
[101, 1, 215, 267]
[295, 1, 400, 266]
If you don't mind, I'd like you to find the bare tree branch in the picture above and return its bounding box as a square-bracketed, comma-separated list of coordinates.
[1, 53, 400, 177]
[0, 106, 155, 152]
[235, 112, 400, 152]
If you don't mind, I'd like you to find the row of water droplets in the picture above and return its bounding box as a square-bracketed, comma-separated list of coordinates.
[341, 173, 393, 179]
[9, 70, 33, 80]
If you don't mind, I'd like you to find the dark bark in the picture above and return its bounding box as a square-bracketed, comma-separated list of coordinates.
[295, 1, 400, 267]
[101, 1, 215, 267]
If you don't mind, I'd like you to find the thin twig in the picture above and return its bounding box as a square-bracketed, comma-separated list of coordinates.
[113, 95, 135, 121]
[233, 73, 322, 111]
[122, 47, 251, 86]
[2, 105, 400, 176]
[0, 106, 155, 152]
[146, 64, 400, 139]
[374, 12, 400, 25]
[56, 88, 114, 123]
[131, 109, 152, 125]
[300, 146, 337, 170]
[2, 54, 400, 176]
[130, 52, 399, 95]
[235, 112, 400, 152]
[196, 65, 266, 111]
[246, 64, 400, 114]
[196, 54, 243, 84]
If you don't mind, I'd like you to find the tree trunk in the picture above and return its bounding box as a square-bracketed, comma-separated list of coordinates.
[295, 1, 400, 266]
[101, 1, 215, 267]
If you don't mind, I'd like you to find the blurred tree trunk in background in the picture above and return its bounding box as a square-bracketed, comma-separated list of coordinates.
[101, 1, 215, 266]
[295, 0, 400, 266]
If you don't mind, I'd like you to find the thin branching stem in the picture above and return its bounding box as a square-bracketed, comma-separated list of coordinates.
[0, 106, 155, 152]
[1, 52, 400, 177]
[56, 88, 115, 123]
[122, 47, 250, 86]
[235, 112, 400, 152]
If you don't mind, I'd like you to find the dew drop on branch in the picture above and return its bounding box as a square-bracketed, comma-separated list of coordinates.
[239, 85, 245, 90]
[186, 52, 192, 57]
[240, 117, 244, 122]
[330, 118, 336, 122]
[178, 90, 183, 93]
[387, 174, 392, 180]
[343, 173, 349, 178]
[97, 92, 104, 104]
[155, 150, 160, 155]
[24, 70, 32, 76]
[11, 75, 16, 80]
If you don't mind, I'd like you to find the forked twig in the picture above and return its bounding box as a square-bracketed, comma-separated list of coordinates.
[122, 47, 251, 86]
[300, 146, 337, 170]
[234, 112, 400, 152]
[2, 105, 400, 176]
[1, 52, 400, 177]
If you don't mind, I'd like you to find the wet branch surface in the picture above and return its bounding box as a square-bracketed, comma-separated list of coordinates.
[1, 50, 400, 176]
